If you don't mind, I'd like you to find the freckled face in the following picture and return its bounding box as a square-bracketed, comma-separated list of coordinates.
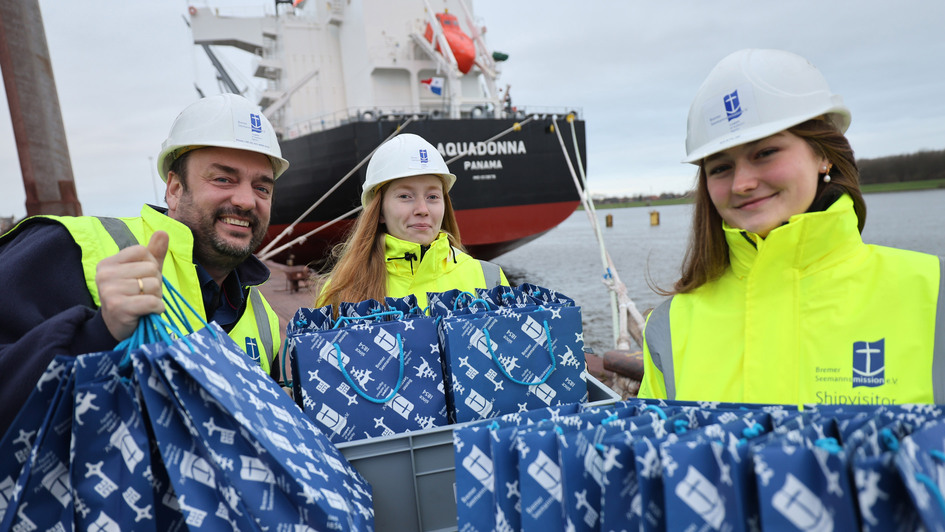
[703, 131, 827, 237]
[380, 174, 445, 245]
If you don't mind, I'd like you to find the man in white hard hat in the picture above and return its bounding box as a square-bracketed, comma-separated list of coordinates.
[0, 94, 288, 438]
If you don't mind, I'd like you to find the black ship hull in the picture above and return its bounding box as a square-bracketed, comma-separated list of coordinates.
[263, 116, 587, 266]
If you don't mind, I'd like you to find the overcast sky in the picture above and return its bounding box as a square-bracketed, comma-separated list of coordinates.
[2, 1, 944, 219]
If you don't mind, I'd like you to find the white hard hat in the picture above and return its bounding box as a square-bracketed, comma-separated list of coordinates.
[361, 133, 456, 207]
[157, 93, 290, 181]
[683, 49, 851, 164]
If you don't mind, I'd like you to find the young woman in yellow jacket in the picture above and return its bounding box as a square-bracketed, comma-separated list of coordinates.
[316, 133, 507, 311]
[638, 49, 944, 406]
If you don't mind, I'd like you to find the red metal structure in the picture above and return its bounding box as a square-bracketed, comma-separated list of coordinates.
[0, 0, 82, 217]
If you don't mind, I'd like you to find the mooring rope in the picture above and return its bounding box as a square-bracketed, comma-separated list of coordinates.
[552, 114, 645, 351]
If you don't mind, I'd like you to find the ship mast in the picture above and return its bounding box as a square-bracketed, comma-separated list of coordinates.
[0, 0, 82, 217]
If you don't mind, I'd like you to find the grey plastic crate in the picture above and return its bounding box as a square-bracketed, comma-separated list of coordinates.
[336, 375, 621, 532]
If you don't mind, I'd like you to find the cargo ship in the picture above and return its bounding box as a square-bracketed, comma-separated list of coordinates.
[188, 0, 586, 266]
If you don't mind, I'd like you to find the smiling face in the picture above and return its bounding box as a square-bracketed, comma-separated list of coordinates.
[703, 131, 827, 238]
[380, 174, 445, 245]
[166, 147, 274, 281]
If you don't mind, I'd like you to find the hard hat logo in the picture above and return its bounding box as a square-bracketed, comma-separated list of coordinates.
[232, 112, 272, 151]
[360, 133, 456, 207]
[723, 91, 742, 121]
[683, 49, 851, 164]
[157, 93, 289, 181]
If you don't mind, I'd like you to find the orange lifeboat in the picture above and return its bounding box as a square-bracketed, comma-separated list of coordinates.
[424, 12, 476, 74]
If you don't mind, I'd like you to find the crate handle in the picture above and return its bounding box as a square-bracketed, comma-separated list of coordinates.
[481, 320, 556, 386]
[333, 333, 405, 404]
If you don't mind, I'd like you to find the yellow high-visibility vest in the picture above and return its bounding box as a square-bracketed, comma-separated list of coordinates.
[43, 206, 280, 374]
[639, 195, 944, 406]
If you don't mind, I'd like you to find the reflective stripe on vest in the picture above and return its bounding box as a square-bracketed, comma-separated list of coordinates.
[481, 260, 502, 288]
[645, 298, 676, 400]
[96, 216, 275, 372]
[935, 257, 945, 403]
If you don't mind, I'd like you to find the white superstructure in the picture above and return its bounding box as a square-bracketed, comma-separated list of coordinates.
[189, 0, 505, 139]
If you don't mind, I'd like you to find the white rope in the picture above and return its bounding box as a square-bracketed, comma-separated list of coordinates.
[258, 205, 362, 261]
[257, 116, 417, 258]
[552, 115, 645, 351]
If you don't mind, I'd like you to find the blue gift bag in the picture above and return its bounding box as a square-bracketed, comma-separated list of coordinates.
[0, 356, 74, 523]
[1, 277, 375, 532]
[71, 349, 171, 531]
[514, 405, 626, 532]
[894, 418, 945, 532]
[661, 414, 772, 532]
[453, 404, 580, 532]
[0, 360, 76, 532]
[438, 303, 587, 423]
[754, 425, 859, 532]
[154, 321, 375, 529]
[491, 405, 584, 532]
[290, 309, 448, 442]
[133, 341, 265, 531]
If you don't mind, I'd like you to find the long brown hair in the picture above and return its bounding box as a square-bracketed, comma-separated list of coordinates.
[667, 117, 865, 295]
[316, 177, 465, 308]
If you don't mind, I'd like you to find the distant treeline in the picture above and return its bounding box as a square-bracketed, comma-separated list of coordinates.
[593, 148, 945, 205]
[858, 149, 945, 184]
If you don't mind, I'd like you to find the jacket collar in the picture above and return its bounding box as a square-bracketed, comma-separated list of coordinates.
[141, 204, 271, 288]
[725, 194, 865, 278]
[384, 232, 453, 275]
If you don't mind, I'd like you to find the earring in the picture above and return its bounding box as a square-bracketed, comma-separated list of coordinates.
[823, 174, 831, 183]
[822, 163, 833, 183]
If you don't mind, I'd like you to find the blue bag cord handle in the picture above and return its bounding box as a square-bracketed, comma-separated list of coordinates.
[116, 276, 214, 372]
[333, 310, 404, 329]
[915, 448, 945, 517]
[333, 333, 405, 404]
[481, 319, 556, 386]
[879, 428, 900, 453]
[814, 437, 842, 454]
[452, 291, 476, 310]
[642, 404, 668, 420]
[452, 291, 494, 312]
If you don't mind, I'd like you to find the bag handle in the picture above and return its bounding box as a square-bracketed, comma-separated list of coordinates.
[116, 277, 216, 371]
[333, 333, 405, 404]
[453, 291, 493, 312]
[333, 310, 404, 329]
[482, 319, 556, 386]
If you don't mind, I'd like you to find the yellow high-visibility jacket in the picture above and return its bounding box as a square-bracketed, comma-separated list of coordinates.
[639, 195, 944, 406]
[50, 205, 281, 374]
[385, 232, 508, 309]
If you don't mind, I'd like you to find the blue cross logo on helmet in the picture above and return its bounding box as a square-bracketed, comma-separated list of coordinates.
[250, 113, 263, 133]
[724, 90, 742, 121]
